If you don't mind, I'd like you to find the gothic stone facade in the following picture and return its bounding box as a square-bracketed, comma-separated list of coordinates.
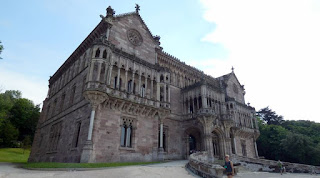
[29, 6, 260, 163]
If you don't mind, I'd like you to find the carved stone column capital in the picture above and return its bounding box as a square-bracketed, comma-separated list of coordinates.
[84, 90, 108, 108]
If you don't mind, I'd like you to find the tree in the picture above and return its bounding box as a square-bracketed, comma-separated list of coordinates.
[257, 107, 284, 125]
[9, 98, 40, 141]
[281, 133, 320, 165]
[257, 123, 289, 160]
[22, 135, 32, 153]
[0, 90, 22, 129]
[0, 120, 19, 147]
[0, 41, 3, 59]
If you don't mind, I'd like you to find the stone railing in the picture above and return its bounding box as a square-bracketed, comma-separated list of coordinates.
[233, 155, 320, 174]
[105, 87, 169, 109]
[187, 151, 224, 178]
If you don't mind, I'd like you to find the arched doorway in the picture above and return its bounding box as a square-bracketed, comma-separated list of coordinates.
[184, 127, 202, 157]
[212, 130, 224, 159]
[189, 135, 197, 154]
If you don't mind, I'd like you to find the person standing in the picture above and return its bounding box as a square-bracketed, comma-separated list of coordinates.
[224, 155, 234, 178]
[278, 160, 284, 175]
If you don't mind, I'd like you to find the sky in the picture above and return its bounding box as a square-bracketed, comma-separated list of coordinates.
[1, 0, 320, 122]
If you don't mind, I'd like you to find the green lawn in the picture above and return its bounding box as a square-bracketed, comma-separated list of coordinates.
[0, 148, 30, 163]
[24, 161, 161, 168]
[0, 148, 161, 168]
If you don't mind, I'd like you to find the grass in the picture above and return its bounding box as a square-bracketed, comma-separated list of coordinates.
[0, 148, 30, 163]
[0, 147, 161, 168]
[24, 161, 161, 168]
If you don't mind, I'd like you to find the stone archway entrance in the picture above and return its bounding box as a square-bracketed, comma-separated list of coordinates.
[212, 130, 224, 159]
[185, 127, 202, 157]
[189, 135, 197, 154]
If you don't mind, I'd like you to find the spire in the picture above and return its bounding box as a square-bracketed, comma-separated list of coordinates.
[231, 66, 234, 73]
[135, 4, 140, 14]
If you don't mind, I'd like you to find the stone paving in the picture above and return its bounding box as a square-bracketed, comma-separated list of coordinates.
[0, 161, 319, 178]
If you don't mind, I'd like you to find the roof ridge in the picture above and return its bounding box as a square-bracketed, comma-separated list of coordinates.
[160, 50, 205, 74]
[114, 11, 136, 18]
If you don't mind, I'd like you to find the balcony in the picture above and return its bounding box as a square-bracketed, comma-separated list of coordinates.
[85, 81, 170, 110]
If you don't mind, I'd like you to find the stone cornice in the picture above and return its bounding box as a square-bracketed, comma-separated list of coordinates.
[49, 20, 111, 85]
[157, 49, 204, 77]
[181, 80, 223, 93]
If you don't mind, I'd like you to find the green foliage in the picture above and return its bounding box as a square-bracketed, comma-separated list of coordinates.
[0, 90, 39, 147]
[257, 107, 284, 125]
[22, 135, 32, 153]
[0, 148, 30, 163]
[257, 107, 320, 166]
[9, 98, 40, 141]
[0, 90, 21, 122]
[0, 120, 19, 147]
[23, 161, 162, 168]
[257, 123, 289, 160]
[280, 133, 320, 165]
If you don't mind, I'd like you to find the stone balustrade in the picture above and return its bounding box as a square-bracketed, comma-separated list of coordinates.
[187, 151, 225, 178]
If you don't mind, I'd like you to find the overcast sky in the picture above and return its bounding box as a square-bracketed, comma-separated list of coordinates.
[1, 0, 320, 122]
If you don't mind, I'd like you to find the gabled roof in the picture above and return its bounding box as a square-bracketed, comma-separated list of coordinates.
[49, 6, 160, 85]
[114, 10, 159, 45]
[218, 72, 244, 90]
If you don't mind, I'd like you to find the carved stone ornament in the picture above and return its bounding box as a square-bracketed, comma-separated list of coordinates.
[127, 29, 143, 46]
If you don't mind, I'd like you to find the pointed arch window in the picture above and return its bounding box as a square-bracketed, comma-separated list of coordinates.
[95, 48, 100, 58]
[102, 50, 107, 59]
[120, 118, 134, 148]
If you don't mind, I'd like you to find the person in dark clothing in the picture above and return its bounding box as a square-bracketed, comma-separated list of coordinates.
[224, 155, 234, 178]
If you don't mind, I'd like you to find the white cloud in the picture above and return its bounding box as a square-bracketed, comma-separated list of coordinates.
[0, 66, 48, 106]
[199, 0, 320, 122]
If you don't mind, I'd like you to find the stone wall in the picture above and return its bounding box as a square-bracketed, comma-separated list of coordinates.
[29, 65, 92, 163]
[109, 14, 158, 64]
[88, 105, 185, 162]
[187, 152, 225, 178]
[233, 155, 320, 174]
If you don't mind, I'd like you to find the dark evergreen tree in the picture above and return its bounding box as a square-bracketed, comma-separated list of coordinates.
[257, 107, 284, 125]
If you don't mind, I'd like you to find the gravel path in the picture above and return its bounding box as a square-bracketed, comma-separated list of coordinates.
[0, 161, 319, 178]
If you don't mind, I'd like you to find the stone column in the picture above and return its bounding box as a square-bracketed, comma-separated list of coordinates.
[157, 114, 165, 161]
[160, 120, 164, 148]
[131, 72, 135, 93]
[168, 85, 170, 103]
[89, 61, 95, 81]
[124, 70, 128, 92]
[198, 116, 214, 163]
[107, 65, 113, 86]
[87, 107, 96, 141]
[156, 75, 160, 101]
[104, 62, 108, 84]
[81, 91, 108, 163]
[150, 79, 154, 99]
[96, 61, 102, 81]
[233, 137, 237, 154]
[116, 67, 120, 89]
[164, 84, 167, 102]
[145, 77, 148, 98]
[138, 73, 142, 96]
[192, 98, 195, 113]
